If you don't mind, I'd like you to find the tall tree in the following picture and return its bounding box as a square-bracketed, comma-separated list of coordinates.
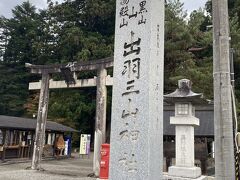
[24, 0, 116, 137]
[164, 0, 193, 92]
[165, 0, 213, 99]
[0, 2, 42, 116]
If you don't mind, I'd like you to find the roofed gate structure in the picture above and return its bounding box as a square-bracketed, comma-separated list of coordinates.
[26, 57, 113, 175]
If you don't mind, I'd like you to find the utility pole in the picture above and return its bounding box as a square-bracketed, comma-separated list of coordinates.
[212, 0, 235, 179]
[230, 48, 235, 88]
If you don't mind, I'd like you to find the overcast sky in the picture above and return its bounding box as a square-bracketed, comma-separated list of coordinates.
[0, 0, 207, 18]
[181, 0, 207, 12]
[0, 0, 46, 18]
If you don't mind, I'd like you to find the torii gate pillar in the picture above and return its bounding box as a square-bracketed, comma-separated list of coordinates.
[31, 72, 50, 170]
[93, 67, 108, 176]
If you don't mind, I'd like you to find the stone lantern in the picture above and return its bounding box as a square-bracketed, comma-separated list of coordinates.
[164, 79, 206, 179]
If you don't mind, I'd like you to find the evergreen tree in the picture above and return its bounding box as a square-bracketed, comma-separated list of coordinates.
[23, 0, 116, 137]
[164, 0, 193, 92]
[0, 2, 42, 116]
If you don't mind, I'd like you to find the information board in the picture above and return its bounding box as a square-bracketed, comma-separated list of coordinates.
[79, 134, 91, 155]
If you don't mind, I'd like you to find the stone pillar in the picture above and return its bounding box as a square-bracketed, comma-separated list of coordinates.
[93, 68, 107, 177]
[109, 0, 164, 179]
[31, 72, 50, 170]
[175, 126, 195, 167]
[168, 114, 201, 179]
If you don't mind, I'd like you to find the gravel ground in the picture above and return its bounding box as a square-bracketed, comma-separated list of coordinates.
[0, 153, 97, 180]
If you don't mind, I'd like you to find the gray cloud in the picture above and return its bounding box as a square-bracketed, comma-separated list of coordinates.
[0, 0, 64, 18]
[181, 0, 207, 13]
[1, 0, 207, 19]
[0, 0, 24, 18]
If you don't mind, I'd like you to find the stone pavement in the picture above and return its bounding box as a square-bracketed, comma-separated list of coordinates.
[0, 153, 97, 180]
[0, 153, 215, 180]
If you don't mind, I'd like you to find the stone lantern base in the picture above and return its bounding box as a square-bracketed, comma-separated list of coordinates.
[163, 173, 208, 180]
[168, 166, 202, 179]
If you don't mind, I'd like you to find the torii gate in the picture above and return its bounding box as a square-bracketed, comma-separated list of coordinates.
[26, 57, 113, 176]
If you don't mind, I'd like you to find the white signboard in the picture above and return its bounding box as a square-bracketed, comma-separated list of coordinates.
[64, 141, 68, 155]
[79, 134, 91, 155]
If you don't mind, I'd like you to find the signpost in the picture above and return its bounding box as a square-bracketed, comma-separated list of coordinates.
[80, 134, 91, 158]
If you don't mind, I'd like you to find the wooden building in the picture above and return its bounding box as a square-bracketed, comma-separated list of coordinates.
[0, 115, 77, 160]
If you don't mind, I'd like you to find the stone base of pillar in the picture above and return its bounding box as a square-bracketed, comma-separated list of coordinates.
[163, 174, 208, 180]
[168, 166, 202, 179]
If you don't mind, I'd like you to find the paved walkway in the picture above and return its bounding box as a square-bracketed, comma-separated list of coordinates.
[0, 153, 96, 180]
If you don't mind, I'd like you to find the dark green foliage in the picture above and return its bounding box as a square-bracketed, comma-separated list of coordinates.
[164, 0, 193, 92]
[2, 2, 45, 65]
[205, 0, 240, 115]
[165, 1, 213, 99]
[0, 0, 115, 144]
[0, 64, 28, 116]
[47, 89, 96, 145]
[0, 2, 41, 116]
[43, 0, 115, 63]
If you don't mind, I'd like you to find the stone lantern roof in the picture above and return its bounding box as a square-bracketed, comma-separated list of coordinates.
[164, 79, 207, 105]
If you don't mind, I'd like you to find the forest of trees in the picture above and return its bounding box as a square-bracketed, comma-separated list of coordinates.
[0, 0, 239, 144]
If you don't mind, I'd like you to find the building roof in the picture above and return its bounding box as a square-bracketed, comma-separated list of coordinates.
[0, 115, 77, 132]
[0, 105, 213, 136]
[163, 105, 214, 136]
[164, 79, 207, 105]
